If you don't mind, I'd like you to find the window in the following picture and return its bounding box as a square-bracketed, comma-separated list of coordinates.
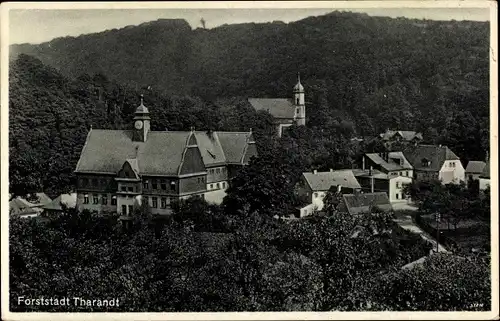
[222, 168, 226, 173]
[396, 182, 401, 188]
[121, 186, 126, 192]
[92, 178, 98, 186]
[143, 180, 149, 189]
[128, 205, 134, 215]
[143, 196, 149, 205]
[102, 194, 108, 205]
[111, 195, 117, 205]
[406, 171, 409, 176]
[314, 193, 318, 198]
[170, 181, 176, 192]
[161, 182, 167, 190]
[396, 194, 399, 200]
[84, 194, 89, 204]
[127, 186, 134, 192]
[210, 184, 213, 189]
[161, 197, 167, 209]
[216, 168, 220, 174]
[152, 180, 158, 190]
[122, 205, 127, 214]
[216, 183, 220, 189]
[81, 178, 88, 187]
[399, 172, 402, 176]
[222, 182, 226, 189]
[101, 179, 107, 187]
[93, 194, 99, 204]
[296, 98, 300, 105]
[152, 197, 158, 208]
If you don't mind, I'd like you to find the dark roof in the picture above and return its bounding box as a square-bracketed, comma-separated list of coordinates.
[342, 192, 392, 215]
[302, 170, 361, 191]
[403, 144, 460, 172]
[466, 161, 486, 174]
[352, 168, 389, 180]
[248, 98, 296, 119]
[75, 130, 255, 175]
[216, 132, 256, 164]
[365, 152, 413, 172]
[42, 193, 77, 211]
[380, 130, 423, 141]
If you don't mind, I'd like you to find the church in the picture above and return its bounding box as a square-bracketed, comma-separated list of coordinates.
[74, 97, 257, 216]
[248, 74, 306, 137]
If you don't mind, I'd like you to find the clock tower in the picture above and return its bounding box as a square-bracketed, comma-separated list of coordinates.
[133, 95, 151, 142]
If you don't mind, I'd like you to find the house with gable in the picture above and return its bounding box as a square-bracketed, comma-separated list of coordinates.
[248, 74, 306, 137]
[402, 144, 465, 184]
[378, 129, 423, 148]
[74, 96, 257, 216]
[295, 169, 362, 217]
[362, 151, 414, 178]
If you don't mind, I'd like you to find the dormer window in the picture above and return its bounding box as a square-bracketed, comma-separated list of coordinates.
[421, 158, 431, 167]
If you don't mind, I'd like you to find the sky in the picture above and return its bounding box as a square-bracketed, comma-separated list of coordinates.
[8, 6, 491, 45]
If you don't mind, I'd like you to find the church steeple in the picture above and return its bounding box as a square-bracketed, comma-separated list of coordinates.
[292, 72, 306, 126]
[133, 94, 151, 142]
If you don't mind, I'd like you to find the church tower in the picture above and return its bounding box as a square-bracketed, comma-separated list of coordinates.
[133, 95, 151, 142]
[293, 73, 306, 126]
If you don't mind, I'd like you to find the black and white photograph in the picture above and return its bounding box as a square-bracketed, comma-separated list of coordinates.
[1, 1, 498, 319]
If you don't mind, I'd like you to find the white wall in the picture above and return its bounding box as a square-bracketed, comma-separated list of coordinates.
[479, 178, 491, 190]
[439, 160, 465, 184]
[299, 203, 316, 218]
[205, 181, 228, 204]
[311, 191, 327, 211]
[389, 176, 413, 203]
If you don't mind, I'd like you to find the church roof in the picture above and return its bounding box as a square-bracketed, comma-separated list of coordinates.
[75, 129, 255, 176]
[293, 81, 304, 92]
[248, 98, 296, 119]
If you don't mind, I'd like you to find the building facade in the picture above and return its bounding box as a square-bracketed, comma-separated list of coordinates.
[402, 145, 465, 184]
[74, 98, 257, 216]
[353, 168, 412, 203]
[248, 74, 306, 137]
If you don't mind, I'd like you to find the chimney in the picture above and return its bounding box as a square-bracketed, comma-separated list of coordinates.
[313, 169, 317, 174]
[329, 169, 333, 172]
[370, 166, 374, 193]
[165, 127, 168, 131]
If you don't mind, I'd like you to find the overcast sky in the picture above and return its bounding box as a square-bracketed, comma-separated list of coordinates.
[8, 7, 491, 45]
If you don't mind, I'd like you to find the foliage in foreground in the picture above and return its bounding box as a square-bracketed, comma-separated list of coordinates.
[9, 200, 490, 312]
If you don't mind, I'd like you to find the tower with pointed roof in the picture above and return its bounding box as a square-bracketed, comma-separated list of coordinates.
[293, 73, 306, 126]
[133, 95, 151, 142]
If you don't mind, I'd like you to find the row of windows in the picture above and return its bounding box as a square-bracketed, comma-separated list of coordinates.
[80, 178, 109, 188]
[208, 182, 227, 190]
[83, 194, 117, 205]
[448, 162, 457, 168]
[391, 171, 411, 177]
[143, 180, 177, 191]
[120, 186, 136, 192]
[208, 167, 226, 175]
[143, 196, 170, 209]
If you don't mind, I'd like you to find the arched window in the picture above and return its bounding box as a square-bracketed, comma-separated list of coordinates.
[296, 98, 300, 105]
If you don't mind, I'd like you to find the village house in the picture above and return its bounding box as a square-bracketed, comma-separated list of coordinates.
[340, 191, 393, 215]
[378, 129, 423, 148]
[466, 160, 487, 181]
[402, 144, 465, 184]
[479, 160, 490, 191]
[362, 151, 414, 178]
[74, 97, 257, 216]
[9, 193, 52, 218]
[295, 169, 361, 217]
[248, 74, 306, 137]
[352, 167, 412, 204]
[42, 193, 78, 215]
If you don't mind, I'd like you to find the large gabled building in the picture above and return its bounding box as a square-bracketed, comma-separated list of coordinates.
[74, 97, 257, 216]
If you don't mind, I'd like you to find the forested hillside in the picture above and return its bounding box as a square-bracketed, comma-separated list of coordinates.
[9, 11, 491, 197]
[8, 55, 276, 198]
[10, 11, 490, 142]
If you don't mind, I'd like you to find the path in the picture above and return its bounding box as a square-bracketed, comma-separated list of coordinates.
[393, 212, 448, 253]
